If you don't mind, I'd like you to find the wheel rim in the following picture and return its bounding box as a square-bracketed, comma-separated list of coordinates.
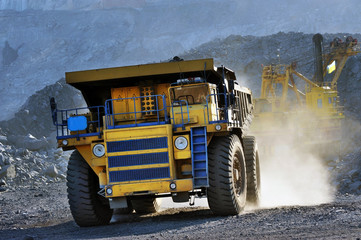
[232, 153, 243, 196]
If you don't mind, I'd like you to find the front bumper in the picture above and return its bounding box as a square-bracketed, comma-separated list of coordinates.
[105, 178, 193, 197]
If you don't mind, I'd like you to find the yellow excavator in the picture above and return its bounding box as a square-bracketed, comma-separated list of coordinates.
[252, 34, 360, 157]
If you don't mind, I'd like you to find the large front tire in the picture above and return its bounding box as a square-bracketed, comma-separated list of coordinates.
[207, 134, 247, 215]
[66, 150, 113, 227]
[243, 136, 261, 205]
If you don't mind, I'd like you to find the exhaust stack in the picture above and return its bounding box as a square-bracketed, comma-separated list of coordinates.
[313, 33, 324, 84]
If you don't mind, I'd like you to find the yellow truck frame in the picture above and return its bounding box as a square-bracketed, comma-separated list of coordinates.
[51, 58, 260, 227]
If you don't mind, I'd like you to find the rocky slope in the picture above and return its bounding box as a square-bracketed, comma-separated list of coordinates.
[0, 79, 82, 191]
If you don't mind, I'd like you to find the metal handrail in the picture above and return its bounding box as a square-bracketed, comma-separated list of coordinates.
[170, 100, 191, 129]
[104, 95, 168, 129]
[54, 106, 104, 140]
[169, 93, 229, 130]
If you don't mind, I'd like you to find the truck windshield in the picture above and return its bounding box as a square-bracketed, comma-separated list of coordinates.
[170, 84, 209, 105]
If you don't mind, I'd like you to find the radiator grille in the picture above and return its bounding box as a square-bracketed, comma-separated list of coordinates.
[108, 152, 169, 168]
[109, 167, 170, 182]
[107, 137, 167, 153]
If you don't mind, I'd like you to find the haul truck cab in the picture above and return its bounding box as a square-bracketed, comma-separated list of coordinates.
[51, 58, 261, 227]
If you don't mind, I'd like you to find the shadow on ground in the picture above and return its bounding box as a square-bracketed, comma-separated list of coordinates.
[1, 208, 220, 239]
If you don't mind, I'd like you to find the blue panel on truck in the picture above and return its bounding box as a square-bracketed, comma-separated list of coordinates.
[67, 116, 87, 131]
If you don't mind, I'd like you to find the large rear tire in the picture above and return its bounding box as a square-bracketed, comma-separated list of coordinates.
[131, 197, 159, 214]
[243, 136, 261, 205]
[66, 150, 113, 227]
[207, 134, 247, 215]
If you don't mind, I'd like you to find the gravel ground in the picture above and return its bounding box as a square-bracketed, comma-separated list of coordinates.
[1, 182, 360, 240]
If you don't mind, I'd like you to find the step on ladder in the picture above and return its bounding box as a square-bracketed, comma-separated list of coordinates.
[191, 127, 209, 188]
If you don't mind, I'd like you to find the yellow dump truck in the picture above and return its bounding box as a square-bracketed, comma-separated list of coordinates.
[50, 58, 260, 227]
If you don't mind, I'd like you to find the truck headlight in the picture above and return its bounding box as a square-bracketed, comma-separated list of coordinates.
[170, 182, 177, 190]
[175, 136, 188, 150]
[106, 187, 113, 195]
[93, 144, 105, 157]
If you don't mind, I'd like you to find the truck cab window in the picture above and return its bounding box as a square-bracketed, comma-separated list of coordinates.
[170, 84, 209, 105]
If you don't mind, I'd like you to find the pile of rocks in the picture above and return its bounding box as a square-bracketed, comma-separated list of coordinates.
[333, 147, 361, 194]
[330, 117, 361, 194]
[0, 131, 70, 192]
[0, 78, 83, 190]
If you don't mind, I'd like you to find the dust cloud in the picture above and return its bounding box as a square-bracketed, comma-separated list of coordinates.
[253, 110, 336, 208]
[161, 106, 337, 210]
[259, 143, 334, 207]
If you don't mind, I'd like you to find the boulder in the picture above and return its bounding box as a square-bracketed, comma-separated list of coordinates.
[349, 181, 361, 192]
[0, 165, 16, 179]
[7, 134, 50, 151]
[349, 169, 359, 180]
[0, 153, 4, 166]
[4, 156, 13, 165]
[0, 135, 7, 144]
[0, 142, 5, 152]
[23, 134, 49, 151]
[44, 165, 58, 178]
[0, 179, 6, 186]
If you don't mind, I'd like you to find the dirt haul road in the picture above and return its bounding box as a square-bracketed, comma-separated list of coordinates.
[0, 182, 360, 240]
